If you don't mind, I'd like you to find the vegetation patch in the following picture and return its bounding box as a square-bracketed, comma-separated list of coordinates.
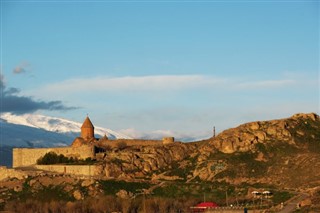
[153, 181, 236, 204]
[37, 152, 96, 165]
[99, 180, 152, 195]
[34, 185, 74, 202]
[271, 191, 294, 204]
[214, 169, 237, 178]
[165, 162, 194, 180]
[9, 178, 74, 203]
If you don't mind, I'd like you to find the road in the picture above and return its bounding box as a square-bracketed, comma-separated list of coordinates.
[278, 193, 309, 213]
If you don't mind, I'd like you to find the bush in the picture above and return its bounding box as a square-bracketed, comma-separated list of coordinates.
[37, 152, 95, 165]
[37, 152, 70, 165]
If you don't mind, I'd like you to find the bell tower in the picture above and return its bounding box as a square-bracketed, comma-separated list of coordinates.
[81, 116, 94, 140]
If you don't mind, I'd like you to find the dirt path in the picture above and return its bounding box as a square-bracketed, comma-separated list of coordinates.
[278, 193, 309, 213]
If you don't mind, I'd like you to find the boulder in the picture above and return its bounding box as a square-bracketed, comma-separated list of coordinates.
[249, 122, 260, 130]
[116, 189, 133, 199]
[81, 179, 95, 187]
[73, 190, 83, 200]
[255, 131, 266, 142]
[267, 126, 277, 136]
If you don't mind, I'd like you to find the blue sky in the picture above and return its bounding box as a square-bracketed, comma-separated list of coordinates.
[1, 1, 319, 140]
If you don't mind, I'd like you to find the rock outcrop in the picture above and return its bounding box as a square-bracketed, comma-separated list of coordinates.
[99, 113, 320, 187]
[102, 142, 197, 179]
[205, 113, 319, 153]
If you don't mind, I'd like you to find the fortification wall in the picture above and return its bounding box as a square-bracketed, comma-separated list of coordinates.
[105, 138, 175, 147]
[0, 166, 27, 181]
[34, 165, 102, 176]
[13, 146, 94, 168]
[105, 139, 162, 147]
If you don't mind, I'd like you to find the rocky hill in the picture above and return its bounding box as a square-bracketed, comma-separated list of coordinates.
[100, 113, 320, 188]
[196, 113, 320, 187]
[1, 113, 319, 212]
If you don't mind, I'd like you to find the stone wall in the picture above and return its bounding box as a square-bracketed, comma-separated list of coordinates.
[34, 165, 102, 176]
[0, 166, 27, 181]
[106, 138, 175, 147]
[13, 146, 94, 168]
[106, 139, 162, 147]
[163, 137, 175, 144]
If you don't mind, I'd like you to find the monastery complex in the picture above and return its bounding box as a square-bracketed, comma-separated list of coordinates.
[12, 116, 175, 169]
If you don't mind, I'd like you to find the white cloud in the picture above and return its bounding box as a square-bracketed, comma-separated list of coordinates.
[235, 79, 296, 89]
[30, 74, 300, 98]
[31, 75, 225, 96]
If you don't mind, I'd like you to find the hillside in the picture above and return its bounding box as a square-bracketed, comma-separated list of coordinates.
[195, 113, 320, 188]
[0, 112, 319, 212]
[98, 113, 320, 187]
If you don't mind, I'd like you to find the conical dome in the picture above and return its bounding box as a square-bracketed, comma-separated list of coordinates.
[100, 134, 108, 141]
[81, 116, 94, 140]
[81, 116, 94, 129]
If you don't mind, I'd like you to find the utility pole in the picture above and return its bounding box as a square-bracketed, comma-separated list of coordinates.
[226, 190, 228, 206]
[143, 192, 146, 213]
[213, 126, 216, 138]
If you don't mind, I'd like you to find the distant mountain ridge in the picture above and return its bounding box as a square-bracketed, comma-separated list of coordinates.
[1, 113, 131, 144]
[0, 113, 131, 167]
[0, 113, 130, 150]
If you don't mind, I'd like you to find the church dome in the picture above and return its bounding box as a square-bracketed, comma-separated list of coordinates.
[81, 116, 94, 129]
[81, 116, 95, 140]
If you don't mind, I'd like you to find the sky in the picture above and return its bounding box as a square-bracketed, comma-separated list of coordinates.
[0, 0, 319, 141]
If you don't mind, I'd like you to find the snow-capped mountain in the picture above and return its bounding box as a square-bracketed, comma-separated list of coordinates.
[0, 113, 130, 167]
[0, 113, 131, 148]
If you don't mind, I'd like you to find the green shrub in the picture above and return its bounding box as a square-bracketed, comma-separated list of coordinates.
[37, 152, 95, 165]
[99, 180, 152, 195]
[37, 152, 69, 165]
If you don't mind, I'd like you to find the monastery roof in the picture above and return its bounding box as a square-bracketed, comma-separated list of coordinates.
[100, 134, 108, 141]
[81, 116, 94, 129]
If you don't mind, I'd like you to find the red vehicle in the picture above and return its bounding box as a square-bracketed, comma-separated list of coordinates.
[191, 202, 219, 212]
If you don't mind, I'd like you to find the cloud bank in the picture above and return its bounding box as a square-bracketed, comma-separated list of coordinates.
[35, 74, 296, 97]
[39, 75, 225, 93]
[0, 74, 77, 114]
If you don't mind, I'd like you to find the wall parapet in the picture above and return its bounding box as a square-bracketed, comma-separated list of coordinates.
[0, 166, 27, 181]
[13, 146, 94, 168]
[34, 165, 102, 176]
